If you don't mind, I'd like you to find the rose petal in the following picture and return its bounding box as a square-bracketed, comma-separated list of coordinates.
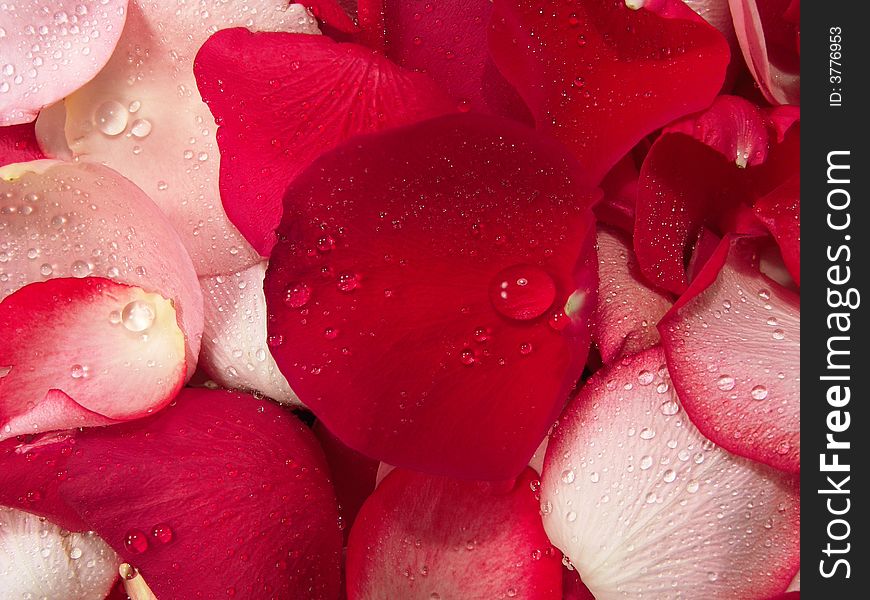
[346, 468, 562, 599]
[728, 0, 800, 105]
[563, 569, 596, 600]
[542, 346, 800, 598]
[380, 0, 532, 121]
[0, 123, 44, 165]
[666, 95, 770, 168]
[683, 0, 735, 40]
[595, 154, 641, 234]
[489, 0, 730, 185]
[313, 420, 379, 538]
[194, 28, 454, 257]
[754, 174, 800, 286]
[199, 261, 299, 405]
[35, 2, 321, 276]
[0, 160, 203, 373]
[0, 0, 128, 125]
[659, 236, 800, 472]
[594, 226, 673, 364]
[265, 114, 599, 480]
[0, 277, 186, 439]
[0, 388, 342, 599]
[0, 506, 119, 599]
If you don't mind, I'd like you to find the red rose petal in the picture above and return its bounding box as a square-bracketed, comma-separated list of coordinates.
[659, 236, 800, 472]
[35, 2, 321, 276]
[667, 95, 770, 168]
[729, 0, 800, 105]
[562, 569, 596, 600]
[380, 0, 532, 121]
[313, 420, 379, 538]
[303, 0, 359, 32]
[0, 0, 128, 125]
[194, 28, 454, 257]
[0, 388, 342, 600]
[595, 154, 640, 234]
[594, 226, 673, 364]
[346, 468, 562, 599]
[754, 174, 800, 286]
[635, 132, 749, 294]
[265, 114, 599, 480]
[0, 160, 204, 375]
[683, 0, 736, 41]
[489, 0, 730, 185]
[542, 346, 800, 598]
[0, 277, 186, 439]
[0, 123, 44, 166]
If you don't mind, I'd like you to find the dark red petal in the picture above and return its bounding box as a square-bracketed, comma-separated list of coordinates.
[562, 569, 596, 600]
[729, 0, 800, 105]
[313, 420, 379, 539]
[659, 236, 800, 472]
[542, 346, 800, 598]
[754, 174, 800, 286]
[303, 1, 359, 32]
[265, 114, 599, 480]
[346, 468, 562, 599]
[194, 29, 454, 257]
[667, 95, 770, 168]
[595, 154, 640, 234]
[0, 388, 342, 599]
[381, 0, 532, 121]
[0, 278, 186, 440]
[594, 226, 673, 364]
[489, 0, 730, 185]
[635, 133, 749, 294]
[0, 123, 44, 166]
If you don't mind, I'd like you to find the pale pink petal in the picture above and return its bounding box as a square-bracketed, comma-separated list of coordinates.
[0, 1, 128, 125]
[0, 160, 203, 369]
[36, 2, 321, 276]
[0, 506, 119, 599]
[0, 277, 187, 440]
[683, 0, 735, 41]
[728, 0, 800, 105]
[199, 261, 299, 405]
[594, 226, 673, 364]
[542, 346, 800, 599]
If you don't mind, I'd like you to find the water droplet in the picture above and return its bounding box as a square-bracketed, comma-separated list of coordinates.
[40, 263, 53, 276]
[70, 547, 83, 559]
[540, 500, 552, 515]
[757, 289, 770, 300]
[71, 260, 92, 277]
[659, 400, 680, 416]
[707, 572, 719, 582]
[151, 523, 174, 544]
[489, 264, 556, 320]
[124, 529, 149, 554]
[750, 385, 769, 401]
[460, 348, 476, 366]
[637, 370, 654, 385]
[639, 455, 653, 470]
[94, 100, 128, 136]
[662, 469, 677, 483]
[560, 469, 575, 484]
[122, 300, 156, 332]
[716, 375, 736, 391]
[566, 511, 577, 522]
[337, 271, 361, 293]
[70, 364, 87, 379]
[130, 119, 152, 138]
[639, 427, 655, 440]
[772, 329, 785, 340]
[645, 492, 657, 504]
[519, 342, 533, 355]
[686, 480, 700, 493]
[284, 281, 312, 308]
[589, 471, 600, 483]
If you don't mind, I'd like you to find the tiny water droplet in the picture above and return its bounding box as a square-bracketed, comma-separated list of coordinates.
[659, 400, 680, 416]
[639, 427, 655, 440]
[566, 511, 577, 522]
[639, 455, 653, 470]
[560, 469, 575, 484]
[337, 271, 361, 293]
[750, 385, 769, 401]
[130, 119, 152, 138]
[70, 547, 83, 559]
[716, 375, 736, 391]
[637, 370, 654, 385]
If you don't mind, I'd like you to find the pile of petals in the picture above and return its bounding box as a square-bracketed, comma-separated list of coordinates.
[1, 1, 799, 598]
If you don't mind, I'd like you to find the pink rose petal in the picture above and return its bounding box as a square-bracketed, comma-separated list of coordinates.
[659, 235, 800, 472]
[35, 1, 321, 276]
[0, 0, 128, 125]
[542, 346, 800, 598]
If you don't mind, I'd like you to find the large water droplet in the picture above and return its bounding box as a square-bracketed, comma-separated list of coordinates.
[716, 375, 736, 391]
[489, 264, 556, 320]
[130, 119, 152, 138]
[284, 281, 312, 308]
[94, 100, 129, 136]
[151, 523, 174, 545]
[122, 300, 156, 332]
[124, 529, 149, 554]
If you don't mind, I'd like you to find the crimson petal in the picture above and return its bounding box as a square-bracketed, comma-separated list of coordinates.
[0, 388, 342, 600]
[542, 346, 800, 598]
[754, 174, 800, 286]
[489, 0, 730, 185]
[264, 114, 599, 480]
[0, 123, 44, 166]
[659, 236, 800, 472]
[594, 226, 673, 364]
[346, 468, 562, 599]
[194, 29, 454, 257]
[380, 0, 532, 121]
